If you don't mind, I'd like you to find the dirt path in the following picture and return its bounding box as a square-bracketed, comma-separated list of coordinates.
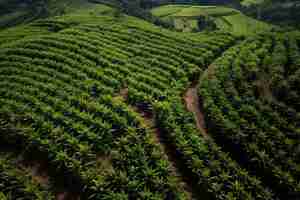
[115, 88, 196, 199]
[184, 80, 210, 139]
[184, 82, 209, 138]
[184, 66, 215, 139]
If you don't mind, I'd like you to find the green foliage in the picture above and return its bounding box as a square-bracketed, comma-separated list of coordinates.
[0, 2, 298, 199]
[151, 4, 272, 35]
[0, 7, 238, 198]
[199, 32, 300, 199]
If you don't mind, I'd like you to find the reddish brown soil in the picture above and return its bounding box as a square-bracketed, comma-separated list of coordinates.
[254, 78, 273, 102]
[184, 83, 209, 138]
[118, 87, 128, 99]
[56, 192, 80, 200]
[17, 157, 50, 186]
[183, 65, 216, 139]
[24, 162, 50, 185]
[57, 192, 68, 200]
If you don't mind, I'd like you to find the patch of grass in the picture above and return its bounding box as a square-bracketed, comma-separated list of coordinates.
[241, 0, 265, 7]
[215, 17, 232, 32]
[152, 5, 238, 18]
[222, 13, 271, 35]
[151, 4, 189, 17]
[151, 4, 272, 36]
[170, 6, 207, 17]
[172, 6, 238, 17]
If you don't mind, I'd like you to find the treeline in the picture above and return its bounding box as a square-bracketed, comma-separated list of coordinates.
[0, 0, 51, 29]
[95, 0, 176, 29]
[239, 0, 300, 29]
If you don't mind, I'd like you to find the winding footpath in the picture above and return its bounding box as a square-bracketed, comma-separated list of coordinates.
[184, 81, 209, 138]
[184, 65, 215, 139]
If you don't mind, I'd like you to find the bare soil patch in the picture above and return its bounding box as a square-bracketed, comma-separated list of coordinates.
[184, 82, 209, 138]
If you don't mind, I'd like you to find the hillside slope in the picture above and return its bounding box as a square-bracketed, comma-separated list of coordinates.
[151, 4, 272, 35]
[240, 0, 300, 28]
[0, 2, 299, 200]
[0, 0, 95, 29]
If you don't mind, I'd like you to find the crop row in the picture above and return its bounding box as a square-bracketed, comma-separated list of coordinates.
[199, 33, 300, 198]
[154, 95, 275, 200]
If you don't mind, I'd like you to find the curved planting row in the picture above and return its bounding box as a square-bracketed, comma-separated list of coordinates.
[154, 93, 276, 200]
[199, 33, 300, 199]
[0, 16, 237, 199]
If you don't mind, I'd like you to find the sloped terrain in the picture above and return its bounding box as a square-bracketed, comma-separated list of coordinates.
[199, 32, 300, 199]
[0, 0, 94, 29]
[0, 2, 299, 200]
[240, 0, 300, 28]
[151, 4, 271, 35]
[0, 4, 241, 199]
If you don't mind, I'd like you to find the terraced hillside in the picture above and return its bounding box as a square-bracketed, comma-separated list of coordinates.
[0, 2, 299, 200]
[151, 4, 271, 35]
[199, 32, 300, 199]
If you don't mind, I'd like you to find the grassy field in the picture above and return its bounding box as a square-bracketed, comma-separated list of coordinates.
[151, 4, 272, 35]
[151, 4, 190, 17]
[241, 0, 265, 7]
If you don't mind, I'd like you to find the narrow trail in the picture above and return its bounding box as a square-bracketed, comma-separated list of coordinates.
[184, 81, 209, 138]
[183, 65, 214, 139]
[116, 88, 196, 200]
[184, 65, 215, 139]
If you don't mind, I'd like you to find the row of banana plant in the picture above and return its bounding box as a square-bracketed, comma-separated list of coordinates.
[272, 35, 300, 112]
[72, 24, 234, 69]
[0, 17, 239, 198]
[0, 79, 187, 199]
[153, 95, 275, 200]
[0, 25, 205, 198]
[199, 33, 300, 199]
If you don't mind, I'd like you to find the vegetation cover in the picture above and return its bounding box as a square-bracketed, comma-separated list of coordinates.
[239, 0, 300, 29]
[151, 4, 271, 35]
[0, 0, 299, 200]
[200, 32, 300, 199]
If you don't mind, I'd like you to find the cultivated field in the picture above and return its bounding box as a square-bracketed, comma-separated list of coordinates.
[151, 4, 271, 35]
[0, 2, 299, 200]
